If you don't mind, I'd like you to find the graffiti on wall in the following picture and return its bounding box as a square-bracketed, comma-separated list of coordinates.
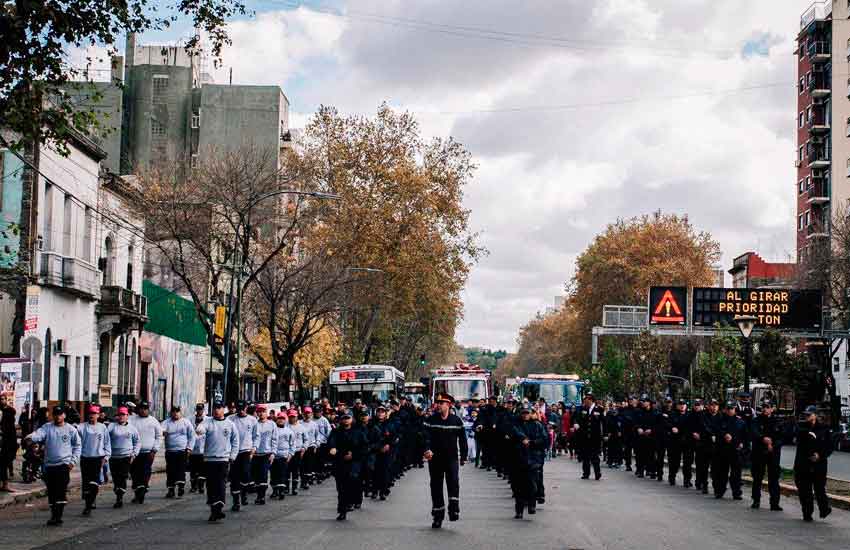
[140, 332, 207, 419]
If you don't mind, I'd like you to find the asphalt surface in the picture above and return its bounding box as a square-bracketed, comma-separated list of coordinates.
[780, 445, 850, 480]
[0, 456, 848, 550]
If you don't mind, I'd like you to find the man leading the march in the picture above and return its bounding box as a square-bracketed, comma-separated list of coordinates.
[423, 393, 468, 529]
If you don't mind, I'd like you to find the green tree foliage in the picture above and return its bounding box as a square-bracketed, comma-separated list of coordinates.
[586, 341, 626, 400]
[693, 328, 742, 400]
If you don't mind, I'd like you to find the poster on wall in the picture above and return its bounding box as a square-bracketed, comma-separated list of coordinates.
[0, 360, 30, 409]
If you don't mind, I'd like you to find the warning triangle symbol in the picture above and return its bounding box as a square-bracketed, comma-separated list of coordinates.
[652, 290, 684, 323]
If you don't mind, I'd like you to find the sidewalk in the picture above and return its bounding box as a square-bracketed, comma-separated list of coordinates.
[0, 451, 166, 510]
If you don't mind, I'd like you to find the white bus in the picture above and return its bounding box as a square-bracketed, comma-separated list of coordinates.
[329, 365, 405, 405]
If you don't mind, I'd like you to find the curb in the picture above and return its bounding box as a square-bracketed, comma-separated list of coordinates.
[742, 475, 850, 512]
[0, 464, 167, 511]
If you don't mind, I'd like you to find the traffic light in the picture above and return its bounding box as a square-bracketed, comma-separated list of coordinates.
[419, 353, 427, 367]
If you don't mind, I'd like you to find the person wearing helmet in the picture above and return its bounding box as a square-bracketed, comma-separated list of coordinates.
[77, 404, 111, 515]
[793, 406, 833, 521]
[423, 393, 467, 529]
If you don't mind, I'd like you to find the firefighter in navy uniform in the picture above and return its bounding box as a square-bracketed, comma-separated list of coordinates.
[511, 406, 549, 519]
[574, 394, 605, 480]
[423, 393, 468, 529]
[633, 395, 656, 478]
[373, 405, 398, 500]
[654, 397, 673, 483]
[693, 399, 719, 494]
[327, 411, 368, 521]
[712, 401, 747, 500]
[620, 396, 638, 471]
[666, 399, 689, 486]
[750, 399, 784, 511]
[794, 406, 833, 522]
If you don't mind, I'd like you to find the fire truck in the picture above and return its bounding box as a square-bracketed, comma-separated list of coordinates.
[430, 364, 492, 402]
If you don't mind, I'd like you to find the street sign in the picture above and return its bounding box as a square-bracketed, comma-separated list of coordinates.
[692, 287, 822, 330]
[648, 287, 687, 325]
[214, 306, 226, 344]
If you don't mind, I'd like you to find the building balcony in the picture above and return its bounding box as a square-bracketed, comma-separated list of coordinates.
[807, 114, 830, 134]
[808, 74, 831, 97]
[806, 181, 830, 205]
[801, 2, 832, 31]
[807, 41, 831, 62]
[806, 223, 829, 239]
[807, 148, 830, 168]
[97, 285, 149, 331]
[39, 252, 99, 299]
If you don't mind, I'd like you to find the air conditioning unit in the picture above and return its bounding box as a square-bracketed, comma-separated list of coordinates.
[54, 339, 66, 354]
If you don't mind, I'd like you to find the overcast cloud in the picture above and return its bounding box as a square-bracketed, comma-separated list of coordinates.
[194, 0, 812, 351]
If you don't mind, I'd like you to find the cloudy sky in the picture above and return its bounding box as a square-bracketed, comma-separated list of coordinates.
[135, 0, 813, 351]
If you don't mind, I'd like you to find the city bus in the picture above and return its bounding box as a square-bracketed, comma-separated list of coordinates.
[329, 365, 405, 406]
[430, 364, 492, 402]
[515, 374, 584, 408]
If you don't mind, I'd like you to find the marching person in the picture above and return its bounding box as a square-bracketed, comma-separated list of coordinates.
[129, 401, 161, 504]
[750, 400, 784, 511]
[712, 401, 746, 500]
[196, 401, 239, 522]
[634, 395, 656, 478]
[271, 411, 294, 499]
[666, 399, 689, 486]
[300, 407, 318, 488]
[693, 399, 718, 494]
[373, 405, 398, 500]
[793, 406, 832, 522]
[161, 405, 195, 499]
[313, 407, 333, 483]
[228, 400, 258, 510]
[107, 406, 140, 508]
[423, 393, 468, 529]
[574, 393, 604, 480]
[189, 404, 207, 494]
[76, 404, 111, 515]
[251, 404, 277, 504]
[511, 406, 548, 519]
[327, 410, 369, 521]
[287, 409, 307, 495]
[26, 405, 81, 526]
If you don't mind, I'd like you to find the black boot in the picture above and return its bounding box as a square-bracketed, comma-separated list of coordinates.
[166, 488, 175, 499]
[337, 511, 347, 521]
[135, 487, 146, 504]
[271, 487, 279, 499]
[514, 502, 524, 519]
[177, 484, 185, 498]
[114, 493, 124, 509]
[241, 492, 248, 505]
[209, 503, 226, 522]
[190, 480, 198, 494]
[198, 482, 205, 495]
[255, 487, 266, 505]
[46, 505, 63, 526]
[231, 494, 241, 512]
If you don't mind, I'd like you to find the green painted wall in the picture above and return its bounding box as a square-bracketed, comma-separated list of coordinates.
[142, 280, 207, 346]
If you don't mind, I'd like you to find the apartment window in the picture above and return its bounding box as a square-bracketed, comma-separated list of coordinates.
[83, 356, 90, 399]
[43, 183, 53, 251]
[190, 154, 199, 169]
[62, 194, 72, 256]
[74, 356, 82, 401]
[152, 75, 169, 104]
[799, 145, 804, 162]
[806, 175, 812, 189]
[846, 158, 850, 177]
[82, 207, 93, 263]
[800, 77, 806, 94]
[799, 112, 805, 128]
[805, 210, 811, 226]
[151, 119, 166, 138]
[806, 106, 813, 121]
[191, 111, 200, 129]
[799, 214, 805, 230]
[799, 179, 805, 194]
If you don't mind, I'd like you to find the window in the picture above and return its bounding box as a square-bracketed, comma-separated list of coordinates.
[43, 183, 53, 251]
[846, 158, 850, 177]
[74, 356, 82, 401]
[126, 244, 134, 290]
[151, 119, 166, 138]
[799, 145, 804, 162]
[799, 112, 805, 128]
[805, 210, 811, 226]
[800, 77, 806, 94]
[99, 333, 111, 386]
[799, 214, 805, 230]
[799, 179, 805, 194]
[83, 356, 91, 399]
[152, 75, 169, 104]
[191, 111, 200, 129]
[83, 208, 92, 262]
[806, 106, 813, 121]
[62, 194, 72, 256]
[806, 175, 812, 189]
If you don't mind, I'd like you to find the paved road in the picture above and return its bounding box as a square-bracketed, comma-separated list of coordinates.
[780, 446, 850, 480]
[1, 457, 848, 550]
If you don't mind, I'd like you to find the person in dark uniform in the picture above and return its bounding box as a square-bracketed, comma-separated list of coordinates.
[620, 396, 637, 471]
[327, 410, 368, 521]
[654, 397, 673, 483]
[666, 399, 689, 486]
[712, 401, 746, 500]
[793, 406, 832, 521]
[475, 397, 497, 470]
[750, 399, 783, 511]
[423, 393, 468, 529]
[511, 406, 549, 519]
[373, 405, 397, 500]
[604, 405, 623, 469]
[574, 394, 604, 480]
[693, 399, 718, 494]
[633, 395, 656, 478]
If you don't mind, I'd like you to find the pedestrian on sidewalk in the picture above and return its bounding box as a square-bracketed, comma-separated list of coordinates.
[129, 401, 161, 504]
[196, 401, 239, 522]
[77, 404, 111, 515]
[750, 400, 784, 511]
[423, 393, 467, 529]
[161, 405, 196, 499]
[25, 406, 81, 526]
[189, 404, 207, 494]
[107, 406, 140, 508]
[794, 406, 833, 522]
[0, 394, 18, 492]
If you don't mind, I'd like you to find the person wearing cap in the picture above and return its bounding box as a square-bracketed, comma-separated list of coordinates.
[620, 396, 637, 471]
[665, 399, 689, 486]
[196, 401, 239, 521]
[793, 406, 833, 521]
[357, 409, 381, 500]
[711, 401, 746, 500]
[251, 404, 277, 504]
[107, 406, 140, 508]
[750, 400, 784, 511]
[327, 410, 369, 521]
[26, 406, 81, 525]
[128, 401, 161, 504]
[652, 397, 674, 484]
[372, 405, 398, 500]
[76, 404, 111, 515]
[161, 405, 196, 499]
[423, 393, 467, 529]
[189, 404, 208, 494]
[287, 408, 307, 495]
[633, 395, 656, 479]
[574, 394, 605, 481]
[300, 406, 319, 488]
[693, 399, 719, 494]
[228, 400, 259, 510]
[510, 406, 548, 519]
[313, 407, 333, 483]
[603, 403, 623, 469]
[271, 411, 294, 499]
[735, 391, 756, 432]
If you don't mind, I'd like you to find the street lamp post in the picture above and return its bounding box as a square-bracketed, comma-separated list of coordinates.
[734, 314, 757, 394]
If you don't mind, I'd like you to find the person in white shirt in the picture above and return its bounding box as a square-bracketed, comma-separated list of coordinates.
[189, 403, 207, 494]
[161, 405, 196, 498]
[287, 409, 307, 495]
[76, 404, 111, 515]
[129, 401, 161, 504]
[271, 412, 295, 499]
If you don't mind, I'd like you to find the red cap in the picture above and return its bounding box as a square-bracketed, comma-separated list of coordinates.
[116, 406, 129, 414]
[87, 404, 101, 414]
[303, 406, 312, 414]
[276, 411, 288, 419]
[287, 409, 298, 417]
[255, 404, 267, 412]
